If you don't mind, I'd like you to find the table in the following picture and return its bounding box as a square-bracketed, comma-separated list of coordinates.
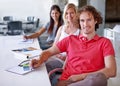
[0, 36, 51, 86]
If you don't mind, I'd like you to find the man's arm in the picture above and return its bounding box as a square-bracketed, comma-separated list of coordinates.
[96, 55, 116, 78]
[31, 44, 61, 68]
[68, 55, 117, 82]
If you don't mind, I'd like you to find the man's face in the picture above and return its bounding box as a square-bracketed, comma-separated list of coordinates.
[79, 11, 97, 34]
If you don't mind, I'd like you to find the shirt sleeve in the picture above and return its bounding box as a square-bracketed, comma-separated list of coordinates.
[42, 22, 50, 30]
[56, 37, 69, 53]
[102, 38, 115, 57]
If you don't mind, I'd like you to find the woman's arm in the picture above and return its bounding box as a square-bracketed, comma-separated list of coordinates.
[53, 26, 63, 45]
[24, 27, 46, 39]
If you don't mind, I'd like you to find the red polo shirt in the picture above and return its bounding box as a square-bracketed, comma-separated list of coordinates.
[56, 34, 115, 80]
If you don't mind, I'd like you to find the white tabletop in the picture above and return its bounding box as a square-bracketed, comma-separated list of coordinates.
[0, 35, 51, 86]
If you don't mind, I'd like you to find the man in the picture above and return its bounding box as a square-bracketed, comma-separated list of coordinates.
[31, 5, 116, 86]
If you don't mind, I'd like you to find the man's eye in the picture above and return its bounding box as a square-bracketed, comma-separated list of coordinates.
[80, 20, 84, 22]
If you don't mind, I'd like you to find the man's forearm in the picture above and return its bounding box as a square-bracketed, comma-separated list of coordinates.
[38, 50, 52, 64]
[38, 45, 60, 64]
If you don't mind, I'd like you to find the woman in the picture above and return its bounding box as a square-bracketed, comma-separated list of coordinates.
[24, 5, 63, 50]
[45, 3, 80, 85]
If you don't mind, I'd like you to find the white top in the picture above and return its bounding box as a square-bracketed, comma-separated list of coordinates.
[0, 36, 51, 86]
[59, 26, 80, 41]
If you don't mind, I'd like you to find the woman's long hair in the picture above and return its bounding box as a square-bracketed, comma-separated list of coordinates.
[48, 5, 63, 34]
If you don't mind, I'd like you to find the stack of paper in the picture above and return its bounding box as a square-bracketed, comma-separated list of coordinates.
[11, 47, 42, 60]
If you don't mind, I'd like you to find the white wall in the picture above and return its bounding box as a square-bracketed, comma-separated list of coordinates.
[68, 0, 78, 7]
[0, 0, 52, 24]
[88, 0, 106, 36]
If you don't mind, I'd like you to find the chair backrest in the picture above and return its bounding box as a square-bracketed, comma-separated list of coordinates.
[27, 16, 34, 22]
[7, 21, 23, 35]
[3, 16, 13, 21]
[104, 27, 120, 58]
[35, 18, 40, 28]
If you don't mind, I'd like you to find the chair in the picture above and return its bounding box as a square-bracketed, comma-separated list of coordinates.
[7, 21, 23, 35]
[35, 18, 40, 29]
[104, 26, 120, 58]
[1, 16, 13, 34]
[24, 16, 35, 33]
[27, 16, 34, 22]
[24, 17, 40, 33]
[3, 16, 13, 21]
[49, 68, 63, 77]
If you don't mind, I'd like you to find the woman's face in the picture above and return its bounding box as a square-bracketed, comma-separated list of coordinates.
[65, 8, 76, 23]
[51, 9, 60, 21]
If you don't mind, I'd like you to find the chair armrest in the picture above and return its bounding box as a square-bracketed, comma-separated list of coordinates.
[48, 68, 63, 77]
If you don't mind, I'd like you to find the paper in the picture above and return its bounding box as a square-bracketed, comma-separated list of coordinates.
[6, 66, 32, 75]
[5, 61, 34, 75]
[12, 47, 42, 60]
[19, 39, 34, 44]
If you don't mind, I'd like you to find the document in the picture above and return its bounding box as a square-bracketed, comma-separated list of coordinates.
[6, 66, 33, 75]
[11, 47, 42, 60]
[19, 39, 34, 44]
[5, 60, 34, 75]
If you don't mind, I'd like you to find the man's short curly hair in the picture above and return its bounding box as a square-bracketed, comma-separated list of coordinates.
[78, 5, 103, 31]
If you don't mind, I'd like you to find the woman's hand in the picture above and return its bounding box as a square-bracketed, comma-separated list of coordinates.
[23, 35, 29, 40]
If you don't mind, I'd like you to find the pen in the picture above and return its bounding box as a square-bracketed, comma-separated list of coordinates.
[26, 56, 29, 59]
[18, 59, 30, 67]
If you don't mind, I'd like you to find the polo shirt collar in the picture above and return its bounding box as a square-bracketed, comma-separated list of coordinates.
[79, 34, 100, 42]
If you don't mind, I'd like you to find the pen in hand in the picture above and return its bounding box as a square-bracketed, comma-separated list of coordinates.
[23, 35, 29, 40]
[30, 59, 41, 69]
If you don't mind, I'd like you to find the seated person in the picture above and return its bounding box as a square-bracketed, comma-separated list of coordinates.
[45, 3, 80, 74]
[24, 5, 63, 50]
[31, 5, 116, 86]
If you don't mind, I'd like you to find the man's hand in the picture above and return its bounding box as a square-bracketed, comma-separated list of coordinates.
[67, 74, 87, 83]
[30, 59, 41, 69]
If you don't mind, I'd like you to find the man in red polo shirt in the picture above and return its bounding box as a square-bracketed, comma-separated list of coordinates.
[31, 5, 116, 86]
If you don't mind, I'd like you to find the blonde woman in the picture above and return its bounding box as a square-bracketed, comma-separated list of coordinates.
[45, 3, 80, 85]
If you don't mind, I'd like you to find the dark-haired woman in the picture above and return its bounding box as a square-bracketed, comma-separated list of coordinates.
[24, 5, 63, 50]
